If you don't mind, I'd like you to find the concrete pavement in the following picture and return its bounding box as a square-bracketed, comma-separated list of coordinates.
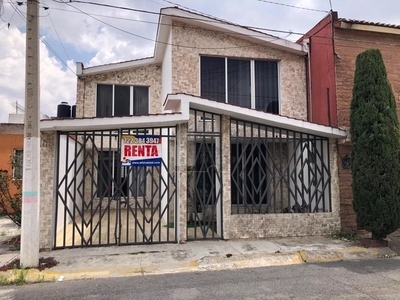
[0, 216, 397, 283]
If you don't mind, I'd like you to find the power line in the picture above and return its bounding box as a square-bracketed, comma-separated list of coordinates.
[7, 0, 76, 75]
[256, 0, 329, 13]
[48, 10, 72, 62]
[48, 1, 400, 53]
[46, 4, 305, 38]
[56, 0, 290, 50]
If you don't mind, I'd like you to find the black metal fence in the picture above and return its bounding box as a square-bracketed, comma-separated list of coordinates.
[187, 109, 222, 240]
[54, 127, 177, 248]
[230, 119, 331, 214]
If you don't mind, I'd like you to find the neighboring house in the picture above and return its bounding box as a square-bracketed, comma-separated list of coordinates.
[298, 12, 400, 231]
[38, 7, 346, 250]
[0, 114, 24, 212]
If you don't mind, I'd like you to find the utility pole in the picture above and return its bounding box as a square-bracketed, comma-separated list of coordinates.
[20, 0, 40, 268]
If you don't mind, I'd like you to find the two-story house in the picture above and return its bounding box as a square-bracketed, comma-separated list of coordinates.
[299, 12, 400, 232]
[38, 7, 346, 250]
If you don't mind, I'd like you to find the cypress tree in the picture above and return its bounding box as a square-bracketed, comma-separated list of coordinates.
[350, 48, 400, 240]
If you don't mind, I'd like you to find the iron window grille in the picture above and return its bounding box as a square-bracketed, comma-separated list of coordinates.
[230, 118, 331, 214]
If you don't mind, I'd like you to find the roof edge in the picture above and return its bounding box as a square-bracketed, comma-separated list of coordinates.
[77, 57, 156, 77]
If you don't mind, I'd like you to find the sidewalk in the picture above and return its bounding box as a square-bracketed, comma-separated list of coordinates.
[0, 216, 397, 283]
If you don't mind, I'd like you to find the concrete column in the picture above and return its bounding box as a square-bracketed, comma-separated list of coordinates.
[221, 115, 231, 239]
[177, 123, 188, 242]
[20, 0, 40, 267]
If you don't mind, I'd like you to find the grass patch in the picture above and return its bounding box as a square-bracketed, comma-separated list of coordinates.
[0, 257, 58, 272]
[332, 231, 361, 242]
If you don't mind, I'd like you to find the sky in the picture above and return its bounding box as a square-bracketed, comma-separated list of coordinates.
[1, 0, 400, 123]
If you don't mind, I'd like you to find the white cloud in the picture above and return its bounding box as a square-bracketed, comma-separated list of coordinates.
[0, 27, 76, 123]
[2, 0, 400, 123]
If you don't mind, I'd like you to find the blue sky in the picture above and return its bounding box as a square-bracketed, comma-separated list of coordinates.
[1, 0, 400, 122]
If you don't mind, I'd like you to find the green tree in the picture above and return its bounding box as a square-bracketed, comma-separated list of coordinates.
[0, 155, 22, 227]
[350, 48, 400, 240]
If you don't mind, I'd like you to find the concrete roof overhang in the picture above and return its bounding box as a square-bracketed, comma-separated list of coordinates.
[164, 94, 347, 139]
[40, 113, 188, 132]
[41, 94, 347, 139]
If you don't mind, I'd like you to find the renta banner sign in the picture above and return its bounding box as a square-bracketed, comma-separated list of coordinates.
[121, 135, 162, 166]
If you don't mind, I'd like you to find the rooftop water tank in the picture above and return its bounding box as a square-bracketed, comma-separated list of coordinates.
[57, 102, 71, 118]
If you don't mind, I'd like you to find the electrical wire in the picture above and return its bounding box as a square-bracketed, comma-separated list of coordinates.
[48, 10, 72, 62]
[7, 0, 76, 75]
[54, 0, 289, 50]
[45, 4, 306, 38]
[57, 2, 400, 51]
[256, 0, 329, 13]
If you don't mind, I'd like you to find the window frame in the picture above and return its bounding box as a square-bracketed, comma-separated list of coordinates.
[95, 84, 150, 117]
[199, 56, 280, 113]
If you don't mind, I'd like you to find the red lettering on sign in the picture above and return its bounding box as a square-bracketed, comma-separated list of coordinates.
[124, 144, 159, 157]
[151, 145, 158, 156]
[124, 145, 131, 156]
[138, 145, 144, 156]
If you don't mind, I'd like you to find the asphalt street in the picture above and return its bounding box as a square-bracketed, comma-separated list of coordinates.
[2, 257, 400, 299]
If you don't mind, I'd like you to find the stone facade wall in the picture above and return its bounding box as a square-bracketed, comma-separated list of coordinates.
[334, 28, 400, 231]
[171, 21, 308, 120]
[40, 131, 56, 250]
[221, 113, 340, 238]
[76, 64, 162, 118]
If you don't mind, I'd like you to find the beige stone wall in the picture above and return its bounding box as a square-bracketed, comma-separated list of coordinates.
[171, 21, 307, 120]
[220, 117, 340, 239]
[76, 64, 162, 118]
[40, 131, 56, 250]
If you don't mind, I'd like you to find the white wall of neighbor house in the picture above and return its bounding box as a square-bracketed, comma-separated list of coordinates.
[56, 135, 84, 233]
[171, 21, 308, 121]
[161, 30, 173, 103]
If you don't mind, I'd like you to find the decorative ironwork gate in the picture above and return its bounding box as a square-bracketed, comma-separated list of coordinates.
[230, 118, 331, 215]
[54, 127, 177, 248]
[187, 109, 222, 240]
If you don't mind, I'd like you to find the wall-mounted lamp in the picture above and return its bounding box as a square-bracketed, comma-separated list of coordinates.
[342, 155, 351, 169]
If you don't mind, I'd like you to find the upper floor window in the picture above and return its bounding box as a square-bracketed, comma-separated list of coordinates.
[96, 84, 149, 117]
[200, 56, 279, 114]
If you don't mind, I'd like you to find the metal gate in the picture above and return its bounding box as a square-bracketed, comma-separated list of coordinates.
[187, 109, 222, 240]
[54, 126, 177, 248]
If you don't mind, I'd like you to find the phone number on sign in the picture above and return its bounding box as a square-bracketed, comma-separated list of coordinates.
[123, 137, 160, 144]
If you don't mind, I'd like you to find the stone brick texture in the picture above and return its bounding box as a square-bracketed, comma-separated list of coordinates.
[40, 131, 56, 250]
[76, 64, 162, 118]
[171, 21, 308, 121]
[40, 20, 343, 246]
[334, 28, 400, 231]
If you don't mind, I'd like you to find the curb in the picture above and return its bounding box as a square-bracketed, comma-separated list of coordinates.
[0, 247, 396, 283]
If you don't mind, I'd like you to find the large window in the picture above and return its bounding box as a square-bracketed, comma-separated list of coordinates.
[96, 84, 149, 117]
[200, 56, 279, 114]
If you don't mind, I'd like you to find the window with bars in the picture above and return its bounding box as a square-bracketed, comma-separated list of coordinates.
[97, 151, 146, 198]
[200, 56, 279, 114]
[96, 84, 149, 117]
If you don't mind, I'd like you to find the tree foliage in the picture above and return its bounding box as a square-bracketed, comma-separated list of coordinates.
[350, 48, 400, 240]
[0, 155, 22, 227]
